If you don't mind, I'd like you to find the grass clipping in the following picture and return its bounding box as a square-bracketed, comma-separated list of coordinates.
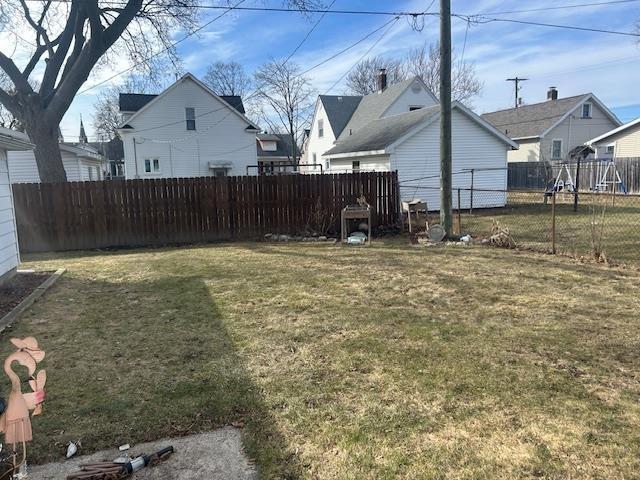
[490, 219, 516, 249]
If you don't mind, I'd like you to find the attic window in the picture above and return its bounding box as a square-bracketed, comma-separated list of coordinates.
[581, 103, 592, 119]
[318, 119, 324, 138]
[186, 107, 196, 130]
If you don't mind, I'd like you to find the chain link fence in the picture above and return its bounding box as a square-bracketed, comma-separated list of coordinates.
[405, 186, 640, 265]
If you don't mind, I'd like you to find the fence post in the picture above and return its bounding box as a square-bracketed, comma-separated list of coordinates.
[457, 188, 461, 235]
[469, 169, 474, 214]
[551, 191, 556, 254]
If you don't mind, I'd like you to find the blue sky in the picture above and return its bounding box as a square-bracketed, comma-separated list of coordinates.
[60, 0, 640, 141]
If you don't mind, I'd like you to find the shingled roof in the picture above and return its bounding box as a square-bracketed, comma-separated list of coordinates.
[325, 106, 440, 156]
[318, 95, 362, 138]
[119, 93, 246, 114]
[480, 94, 590, 139]
[257, 133, 300, 158]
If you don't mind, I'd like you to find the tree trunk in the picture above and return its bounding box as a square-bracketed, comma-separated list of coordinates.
[25, 121, 67, 183]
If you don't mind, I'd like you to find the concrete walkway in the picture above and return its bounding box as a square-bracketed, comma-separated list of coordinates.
[30, 428, 258, 479]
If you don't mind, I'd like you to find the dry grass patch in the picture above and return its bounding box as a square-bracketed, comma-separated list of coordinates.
[4, 240, 640, 478]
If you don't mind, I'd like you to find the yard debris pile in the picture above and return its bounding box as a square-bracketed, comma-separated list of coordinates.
[264, 233, 337, 243]
[489, 219, 516, 249]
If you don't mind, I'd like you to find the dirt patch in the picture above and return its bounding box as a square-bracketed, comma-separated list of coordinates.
[0, 271, 53, 318]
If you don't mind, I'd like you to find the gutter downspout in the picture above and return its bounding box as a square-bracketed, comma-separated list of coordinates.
[133, 137, 139, 178]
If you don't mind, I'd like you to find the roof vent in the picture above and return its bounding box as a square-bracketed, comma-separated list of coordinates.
[337, 96, 343, 102]
[547, 87, 558, 101]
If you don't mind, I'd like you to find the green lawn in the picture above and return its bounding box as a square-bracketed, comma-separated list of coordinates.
[6, 241, 640, 478]
[459, 191, 640, 264]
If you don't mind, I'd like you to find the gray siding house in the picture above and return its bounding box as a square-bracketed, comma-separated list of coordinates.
[481, 88, 621, 162]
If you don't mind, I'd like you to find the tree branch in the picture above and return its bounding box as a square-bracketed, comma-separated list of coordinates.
[0, 52, 32, 94]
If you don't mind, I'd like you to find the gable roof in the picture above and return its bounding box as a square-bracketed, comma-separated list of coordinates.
[117, 73, 258, 130]
[337, 77, 438, 141]
[0, 127, 32, 151]
[481, 94, 590, 139]
[87, 137, 124, 161]
[318, 95, 362, 138]
[324, 102, 518, 158]
[481, 93, 621, 140]
[325, 106, 440, 156]
[256, 133, 300, 158]
[588, 116, 640, 144]
[119, 92, 246, 115]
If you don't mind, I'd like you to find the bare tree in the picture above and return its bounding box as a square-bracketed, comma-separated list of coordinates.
[254, 60, 315, 166]
[405, 42, 482, 105]
[345, 56, 407, 95]
[0, 0, 320, 182]
[0, 74, 24, 131]
[203, 61, 252, 96]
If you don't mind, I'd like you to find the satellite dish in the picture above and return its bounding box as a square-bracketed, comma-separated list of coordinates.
[427, 224, 446, 242]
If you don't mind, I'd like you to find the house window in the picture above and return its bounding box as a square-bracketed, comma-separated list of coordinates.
[551, 139, 563, 160]
[409, 105, 423, 111]
[212, 167, 228, 177]
[581, 103, 592, 118]
[312, 153, 317, 167]
[325, 159, 330, 172]
[144, 158, 160, 174]
[318, 119, 324, 138]
[88, 166, 93, 181]
[352, 160, 360, 172]
[186, 107, 196, 130]
[606, 145, 615, 155]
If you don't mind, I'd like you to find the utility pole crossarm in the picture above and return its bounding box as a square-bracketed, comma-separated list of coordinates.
[506, 77, 528, 108]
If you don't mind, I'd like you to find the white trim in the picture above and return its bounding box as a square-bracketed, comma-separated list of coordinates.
[587, 116, 640, 144]
[512, 135, 540, 141]
[117, 73, 260, 131]
[581, 102, 592, 119]
[540, 94, 622, 138]
[0, 128, 32, 151]
[325, 150, 387, 159]
[316, 97, 338, 138]
[379, 76, 438, 118]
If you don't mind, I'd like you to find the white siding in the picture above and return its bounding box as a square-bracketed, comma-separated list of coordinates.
[329, 155, 390, 173]
[593, 123, 640, 158]
[541, 100, 619, 161]
[301, 99, 338, 172]
[382, 80, 437, 117]
[119, 77, 256, 179]
[7, 150, 85, 183]
[0, 149, 19, 278]
[508, 139, 540, 162]
[392, 109, 508, 210]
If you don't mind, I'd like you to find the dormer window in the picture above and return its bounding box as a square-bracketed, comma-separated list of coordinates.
[581, 103, 592, 119]
[186, 107, 196, 130]
[318, 119, 324, 138]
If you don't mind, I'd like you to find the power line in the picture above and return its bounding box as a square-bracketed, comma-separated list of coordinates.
[283, 0, 337, 65]
[475, 0, 640, 15]
[78, 0, 248, 94]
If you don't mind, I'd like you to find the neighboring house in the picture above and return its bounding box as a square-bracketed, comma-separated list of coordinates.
[7, 142, 104, 183]
[324, 102, 518, 210]
[256, 133, 300, 174]
[481, 88, 621, 163]
[587, 117, 640, 159]
[302, 69, 438, 173]
[117, 73, 260, 179]
[0, 128, 32, 283]
[89, 137, 125, 178]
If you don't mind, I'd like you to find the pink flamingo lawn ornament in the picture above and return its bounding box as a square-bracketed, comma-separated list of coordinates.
[0, 337, 46, 474]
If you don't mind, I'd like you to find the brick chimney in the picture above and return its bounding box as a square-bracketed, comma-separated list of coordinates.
[547, 87, 558, 101]
[377, 68, 387, 93]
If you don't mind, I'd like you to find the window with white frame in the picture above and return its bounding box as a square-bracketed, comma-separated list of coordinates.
[185, 107, 196, 130]
[318, 119, 324, 138]
[312, 153, 317, 167]
[144, 158, 160, 174]
[551, 139, 563, 159]
[212, 167, 228, 177]
[352, 160, 360, 172]
[88, 166, 93, 181]
[606, 144, 615, 155]
[581, 103, 592, 118]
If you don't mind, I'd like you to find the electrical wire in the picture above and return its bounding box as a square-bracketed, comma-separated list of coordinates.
[283, 0, 337, 65]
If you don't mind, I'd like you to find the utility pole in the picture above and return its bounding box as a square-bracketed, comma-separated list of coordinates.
[439, 0, 453, 237]
[506, 77, 528, 108]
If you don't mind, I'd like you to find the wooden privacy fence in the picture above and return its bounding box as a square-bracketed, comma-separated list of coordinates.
[508, 158, 640, 192]
[13, 171, 399, 253]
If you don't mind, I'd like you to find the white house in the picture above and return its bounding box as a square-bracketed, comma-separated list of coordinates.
[481, 88, 621, 163]
[587, 117, 640, 159]
[117, 73, 260, 179]
[7, 143, 104, 183]
[0, 128, 32, 283]
[256, 133, 300, 174]
[323, 102, 518, 210]
[302, 70, 438, 173]
[302, 69, 517, 209]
